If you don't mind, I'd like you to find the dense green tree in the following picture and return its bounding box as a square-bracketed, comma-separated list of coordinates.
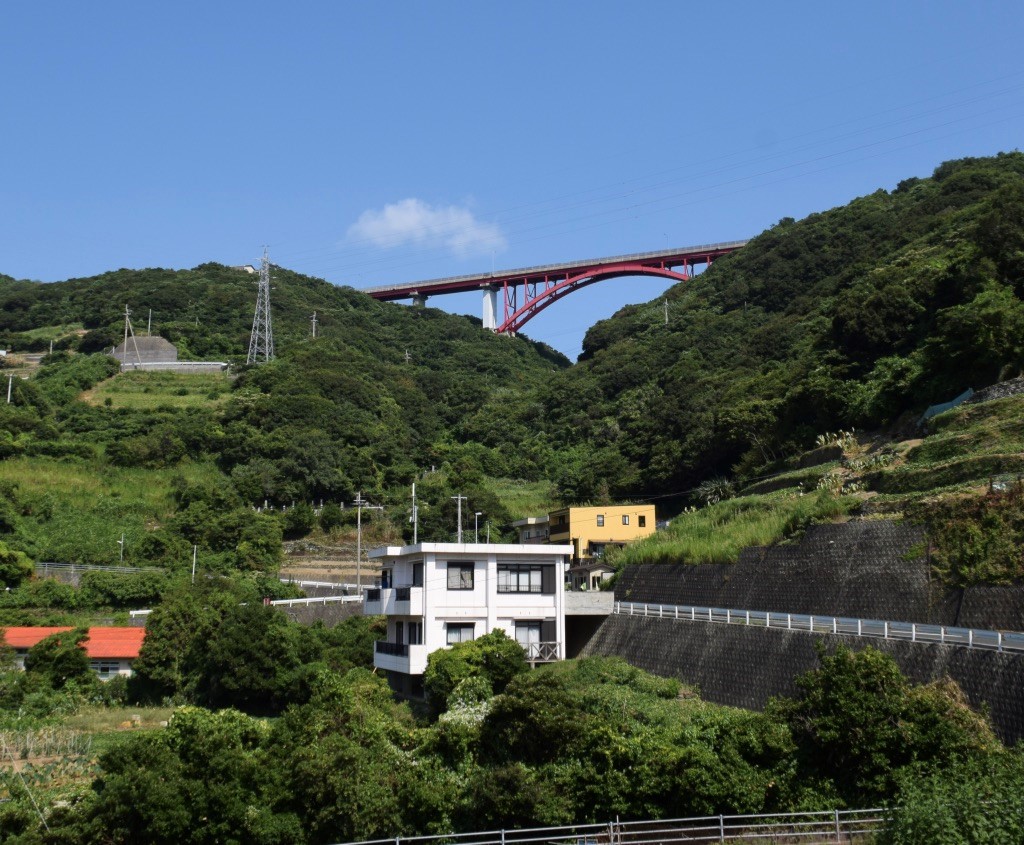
[424, 629, 528, 715]
[0, 541, 32, 587]
[770, 644, 998, 804]
[23, 628, 93, 690]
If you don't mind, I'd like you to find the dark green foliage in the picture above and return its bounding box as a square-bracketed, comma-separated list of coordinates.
[424, 629, 527, 714]
[23, 628, 94, 690]
[539, 152, 1024, 498]
[769, 644, 998, 805]
[129, 584, 383, 711]
[911, 486, 1024, 585]
[78, 569, 170, 608]
[881, 752, 1024, 845]
[0, 540, 32, 587]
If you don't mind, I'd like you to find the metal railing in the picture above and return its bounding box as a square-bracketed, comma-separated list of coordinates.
[522, 641, 559, 662]
[615, 601, 1024, 653]
[270, 595, 362, 607]
[330, 807, 883, 845]
[35, 562, 164, 576]
[128, 593, 360, 620]
[279, 578, 357, 591]
[375, 641, 409, 657]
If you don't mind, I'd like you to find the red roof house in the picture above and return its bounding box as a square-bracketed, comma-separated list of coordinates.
[2, 627, 146, 678]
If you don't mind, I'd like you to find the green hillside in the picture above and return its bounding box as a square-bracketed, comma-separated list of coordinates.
[535, 152, 1024, 501]
[2, 152, 1024, 583]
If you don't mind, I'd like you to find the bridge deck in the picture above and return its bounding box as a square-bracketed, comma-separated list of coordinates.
[364, 240, 748, 300]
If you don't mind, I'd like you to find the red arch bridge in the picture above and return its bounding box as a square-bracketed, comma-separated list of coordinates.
[363, 240, 748, 334]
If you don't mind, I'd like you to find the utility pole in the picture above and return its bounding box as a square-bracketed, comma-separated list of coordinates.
[664, 299, 669, 326]
[310, 311, 318, 338]
[121, 305, 142, 368]
[117, 533, 125, 564]
[6, 374, 11, 404]
[404, 349, 411, 364]
[247, 247, 275, 364]
[451, 495, 467, 543]
[410, 483, 419, 544]
[191, 545, 197, 584]
[486, 521, 491, 543]
[148, 308, 152, 336]
[353, 492, 383, 590]
[474, 512, 482, 543]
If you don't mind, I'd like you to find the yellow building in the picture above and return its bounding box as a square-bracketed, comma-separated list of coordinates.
[546, 504, 656, 563]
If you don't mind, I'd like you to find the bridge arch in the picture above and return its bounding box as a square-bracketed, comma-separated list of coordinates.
[362, 241, 747, 333]
[495, 263, 690, 334]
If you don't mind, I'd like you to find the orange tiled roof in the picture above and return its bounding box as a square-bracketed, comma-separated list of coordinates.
[2, 627, 145, 659]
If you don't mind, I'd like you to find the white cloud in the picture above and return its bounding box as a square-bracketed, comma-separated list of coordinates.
[347, 198, 506, 257]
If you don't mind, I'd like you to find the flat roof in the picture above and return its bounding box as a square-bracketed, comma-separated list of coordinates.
[369, 542, 574, 559]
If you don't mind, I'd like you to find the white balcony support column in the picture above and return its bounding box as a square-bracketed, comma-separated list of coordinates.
[482, 286, 499, 330]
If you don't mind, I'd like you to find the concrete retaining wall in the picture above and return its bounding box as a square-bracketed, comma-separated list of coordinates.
[616, 521, 1022, 631]
[582, 614, 1024, 744]
[277, 602, 364, 626]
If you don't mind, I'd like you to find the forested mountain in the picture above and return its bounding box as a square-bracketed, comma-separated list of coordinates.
[1, 152, 1023, 569]
[535, 152, 1024, 500]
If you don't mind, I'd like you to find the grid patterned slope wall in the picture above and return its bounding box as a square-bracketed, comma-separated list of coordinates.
[582, 615, 1024, 743]
[616, 522, 960, 624]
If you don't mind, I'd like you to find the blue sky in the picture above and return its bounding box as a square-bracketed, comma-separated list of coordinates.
[2, 2, 1023, 358]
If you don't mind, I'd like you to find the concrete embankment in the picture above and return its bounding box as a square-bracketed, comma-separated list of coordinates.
[592, 520, 1024, 743]
[582, 613, 1024, 743]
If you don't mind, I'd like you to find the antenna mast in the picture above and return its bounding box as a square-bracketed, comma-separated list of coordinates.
[247, 247, 275, 364]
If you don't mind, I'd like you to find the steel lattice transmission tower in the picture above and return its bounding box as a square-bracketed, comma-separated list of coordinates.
[247, 248, 275, 364]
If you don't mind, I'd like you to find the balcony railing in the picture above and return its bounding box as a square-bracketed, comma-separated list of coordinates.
[395, 586, 411, 601]
[366, 588, 381, 602]
[375, 641, 409, 657]
[521, 641, 559, 662]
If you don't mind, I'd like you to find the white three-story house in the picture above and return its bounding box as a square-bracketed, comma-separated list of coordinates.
[365, 542, 574, 697]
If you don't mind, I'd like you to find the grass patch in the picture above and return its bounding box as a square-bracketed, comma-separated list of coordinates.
[64, 705, 176, 755]
[0, 456, 223, 564]
[618, 490, 857, 566]
[486, 478, 556, 520]
[82, 370, 232, 409]
[15, 323, 84, 343]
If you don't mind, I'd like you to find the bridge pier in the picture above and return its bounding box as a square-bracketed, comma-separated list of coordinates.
[411, 293, 428, 308]
[481, 286, 499, 330]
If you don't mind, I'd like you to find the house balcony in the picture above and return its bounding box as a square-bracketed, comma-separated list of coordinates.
[363, 586, 424, 616]
[373, 640, 428, 675]
[521, 642, 560, 663]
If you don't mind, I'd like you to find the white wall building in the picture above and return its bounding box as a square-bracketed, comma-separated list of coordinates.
[365, 542, 573, 697]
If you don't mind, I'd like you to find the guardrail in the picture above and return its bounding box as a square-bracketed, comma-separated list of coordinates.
[279, 578, 358, 591]
[128, 593, 361, 620]
[36, 562, 164, 575]
[331, 807, 883, 845]
[615, 601, 1024, 653]
[270, 595, 362, 607]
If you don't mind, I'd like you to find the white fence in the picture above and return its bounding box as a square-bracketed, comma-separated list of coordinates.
[270, 595, 363, 607]
[128, 593, 361, 620]
[615, 601, 1024, 654]
[331, 807, 884, 845]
